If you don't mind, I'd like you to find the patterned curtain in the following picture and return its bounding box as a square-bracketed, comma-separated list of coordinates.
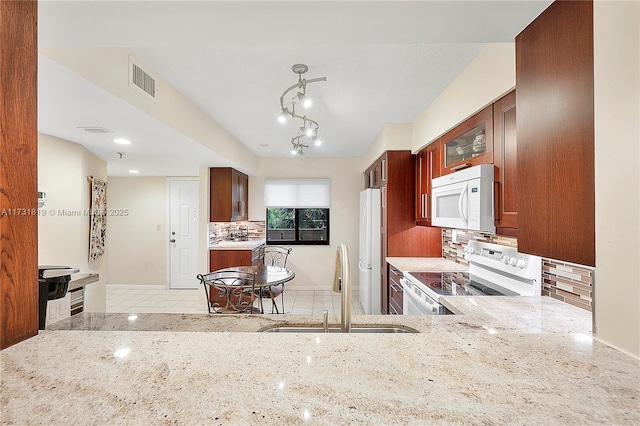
[89, 177, 107, 261]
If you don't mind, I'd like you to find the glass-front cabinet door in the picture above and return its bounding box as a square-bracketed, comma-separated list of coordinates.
[441, 105, 494, 175]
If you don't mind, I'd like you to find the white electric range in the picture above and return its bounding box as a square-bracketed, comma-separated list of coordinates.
[400, 240, 542, 315]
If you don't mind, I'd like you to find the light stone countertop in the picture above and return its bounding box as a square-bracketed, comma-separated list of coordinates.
[3, 296, 639, 425]
[209, 239, 265, 250]
[387, 256, 468, 272]
[68, 273, 99, 292]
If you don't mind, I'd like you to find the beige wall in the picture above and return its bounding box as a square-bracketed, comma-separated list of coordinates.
[361, 123, 413, 171]
[593, 0, 640, 357]
[37, 133, 108, 311]
[106, 176, 168, 286]
[412, 43, 516, 152]
[249, 157, 362, 291]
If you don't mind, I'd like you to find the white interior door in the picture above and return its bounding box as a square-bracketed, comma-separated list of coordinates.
[169, 179, 199, 289]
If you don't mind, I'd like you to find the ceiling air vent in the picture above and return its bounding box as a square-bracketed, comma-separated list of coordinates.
[78, 127, 113, 134]
[129, 57, 157, 99]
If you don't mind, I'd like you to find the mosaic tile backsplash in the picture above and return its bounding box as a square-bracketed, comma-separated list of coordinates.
[209, 221, 265, 245]
[542, 259, 593, 312]
[441, 228, 593, 312]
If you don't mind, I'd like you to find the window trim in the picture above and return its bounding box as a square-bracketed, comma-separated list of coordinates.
[266, 208, 330, 246]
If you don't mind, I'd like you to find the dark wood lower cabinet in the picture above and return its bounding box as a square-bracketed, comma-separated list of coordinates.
[209, 245, 265, 272]
[388, 265, 403, 315]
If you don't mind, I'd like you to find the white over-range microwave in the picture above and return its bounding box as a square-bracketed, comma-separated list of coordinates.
[431, 164, 495, 233]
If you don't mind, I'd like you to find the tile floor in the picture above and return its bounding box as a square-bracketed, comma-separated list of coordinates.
[106, 285, 365, 315]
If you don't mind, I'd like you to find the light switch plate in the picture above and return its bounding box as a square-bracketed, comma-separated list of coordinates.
[452, 230, 458, 243]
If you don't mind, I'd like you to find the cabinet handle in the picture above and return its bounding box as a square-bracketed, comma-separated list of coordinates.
[381, 159, 387, 182]
[369, 169, 375, 187]
[429, 150, 433, 181]
[426, 193, 431, 220]
[451, 163, 472, 172]
[494, 181, 500, 221]
[381, 187, 386, 208]
[390, 282, 403, 293]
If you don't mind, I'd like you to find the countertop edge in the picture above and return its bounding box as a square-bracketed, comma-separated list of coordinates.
[386, 256, 469, 273]
[68, 273, 99, 292]
[209, 240, 266, 250]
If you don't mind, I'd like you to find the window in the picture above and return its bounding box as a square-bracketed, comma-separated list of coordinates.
[264, 179, 331, 245]
[266, 208, 329, 245]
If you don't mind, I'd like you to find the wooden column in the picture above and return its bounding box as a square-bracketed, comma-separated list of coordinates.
[516, 0, 595, 266]
[0, 0, 38, 349]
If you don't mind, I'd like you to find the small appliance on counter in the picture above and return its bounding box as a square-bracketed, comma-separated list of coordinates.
[38, 265, 79, 329]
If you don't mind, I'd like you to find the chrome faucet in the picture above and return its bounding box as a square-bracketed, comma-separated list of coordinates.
[332, 244, 351, 332]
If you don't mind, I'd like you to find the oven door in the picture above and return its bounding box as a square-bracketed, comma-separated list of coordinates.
[431, 180, 469, 230]
[400, 278, 444, 315]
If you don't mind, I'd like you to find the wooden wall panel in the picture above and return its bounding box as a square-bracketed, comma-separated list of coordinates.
[0, 0, 39, 349]
[516, 0, 595, 266]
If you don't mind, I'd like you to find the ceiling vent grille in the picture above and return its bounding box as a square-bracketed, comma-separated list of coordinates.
[78, 127, 113, 134]
[129, 57, 156, 99]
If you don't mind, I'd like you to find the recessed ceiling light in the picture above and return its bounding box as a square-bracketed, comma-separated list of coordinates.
[129, 170, 140, 174]
[259, 143, 269, 147]
[114, 138, 132, 145]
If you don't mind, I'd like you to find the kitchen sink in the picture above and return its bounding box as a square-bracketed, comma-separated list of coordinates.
[260, 325, 418, 333]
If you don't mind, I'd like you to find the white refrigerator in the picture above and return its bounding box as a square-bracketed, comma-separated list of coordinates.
[359, 188, 381, 315]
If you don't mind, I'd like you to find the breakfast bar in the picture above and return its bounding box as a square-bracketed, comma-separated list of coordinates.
[3, 296, 637, 425]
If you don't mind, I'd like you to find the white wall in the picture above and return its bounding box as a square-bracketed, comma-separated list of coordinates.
[249, 157, 362, 290]
[106, 176, 168, 285]
[593, 0, 640, 358]
[412, 43, 516, 152]
[38, 133, 108, 312]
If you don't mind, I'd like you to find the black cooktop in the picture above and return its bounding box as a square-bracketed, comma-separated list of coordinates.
[406, 272, 517, 297]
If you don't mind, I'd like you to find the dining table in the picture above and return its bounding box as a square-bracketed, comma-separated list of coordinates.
[198, 265, 295, 314]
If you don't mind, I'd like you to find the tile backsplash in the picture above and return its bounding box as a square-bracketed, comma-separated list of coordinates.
[542, 259, 593, 312]
[209, 221, 265, 245]
[442, 228, 517, 268]
[441, 228, 593, 312]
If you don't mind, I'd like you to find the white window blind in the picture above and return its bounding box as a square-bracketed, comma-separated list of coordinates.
[264, 179, 331, 208]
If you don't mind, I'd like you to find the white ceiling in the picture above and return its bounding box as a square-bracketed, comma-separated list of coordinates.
[37, 0, 552, 176]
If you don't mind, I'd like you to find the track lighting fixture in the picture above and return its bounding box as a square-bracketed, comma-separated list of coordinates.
[278, 64, 326, 155]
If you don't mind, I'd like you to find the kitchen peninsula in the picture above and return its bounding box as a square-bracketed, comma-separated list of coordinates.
[2, 297, 638, 425]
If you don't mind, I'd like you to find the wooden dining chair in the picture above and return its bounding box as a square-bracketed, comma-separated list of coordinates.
[197, 270, 256, 313]
[256, 246, 292, 314]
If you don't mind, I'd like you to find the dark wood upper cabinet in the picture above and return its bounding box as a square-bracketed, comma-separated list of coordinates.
[516, 0, 595, 266]
[440, 105, 494, 176]
[415, 140, 442, 226]
[210, 167, 249, 222]
[364, 154, 386, 189]
[493, 90, 518, 236]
